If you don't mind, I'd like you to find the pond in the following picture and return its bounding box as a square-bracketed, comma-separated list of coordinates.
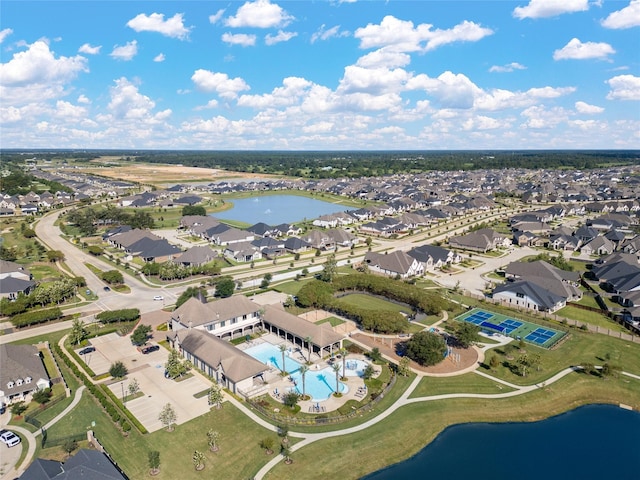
[213, 195, 349, 225]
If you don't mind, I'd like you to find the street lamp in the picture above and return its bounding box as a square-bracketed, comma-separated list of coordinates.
[121, 381, 126, 406]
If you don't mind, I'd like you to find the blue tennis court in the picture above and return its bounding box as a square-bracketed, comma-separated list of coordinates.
[498, 319, 523, 334]
[465, 311, 494, 326]
[525, 328, 559, 345]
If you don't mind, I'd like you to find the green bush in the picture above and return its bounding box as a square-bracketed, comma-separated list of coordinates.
[11, 308, 63, 327]
[96, 309, 140, 324]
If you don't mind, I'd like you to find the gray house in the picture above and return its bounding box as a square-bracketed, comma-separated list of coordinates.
[0, 344, 51, 407]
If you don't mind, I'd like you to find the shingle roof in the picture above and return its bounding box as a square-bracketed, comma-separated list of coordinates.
[172, 296, 261, 328]
[0, 344, 49, 397]
[493, 280, 565, 310]
[175, 329, 268, 383]
[262, 305, 343, 348]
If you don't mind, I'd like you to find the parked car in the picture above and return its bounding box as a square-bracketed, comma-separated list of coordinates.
[138, 344, 160, 354]
[79, 346, 96, 355]
[153, 295, 164, 301]
[0, 430, 21, 447]
[103, 286, 110, 291]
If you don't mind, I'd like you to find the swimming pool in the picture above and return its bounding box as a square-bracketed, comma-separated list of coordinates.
[244, 342, 347, 401]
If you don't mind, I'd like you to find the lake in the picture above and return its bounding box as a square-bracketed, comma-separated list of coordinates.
[363, 404, 640, 480]
[213, 194, 350, 225]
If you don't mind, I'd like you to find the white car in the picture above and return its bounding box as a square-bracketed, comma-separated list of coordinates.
[0, 429, 21, 447]
[153, 295, 164, 301]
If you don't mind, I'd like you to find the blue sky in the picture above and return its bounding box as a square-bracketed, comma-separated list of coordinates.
[1, 0, 639, 150]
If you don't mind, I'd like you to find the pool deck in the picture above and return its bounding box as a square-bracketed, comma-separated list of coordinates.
[239, 333, 379, 413]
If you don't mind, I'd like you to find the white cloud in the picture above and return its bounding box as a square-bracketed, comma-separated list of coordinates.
[354, 16, 492, 53]
[225, 0, 294, 28]
[0, 40, 87, 86]
[408, 71, 483, 109]
[489, 62, 526, 73]
[513, 0, 589, 19]
[606, 74, 640, 100]
[521, 105, 568, 129]
[602, 0, 640, 29]
[153, 53, 165, 62]
[110, 40, 138, 61]
[553, 38, 615, 60]
[238, 76, 312, 108]
[78, 43, 101, 54]
[0, 28, 14, 44]
[356, 49, 411, 69]
[54, 100, 87, 120]
[311, 25, 349, 43]
[338, 65, 410, 95]
[575, 101, 604, 113]
[265, 30, 297, 46]
[126, 13, 191, 40]
[462, 115, 503, 131]
[106, 77, 171, 123]
[194, 99, 219, 110]
[77, 94, 90, 104]
[302, 121, 333, 134]
[191, 69, 250, 99]
[221, 33, 256, 47]
[209, 9, 225, 24]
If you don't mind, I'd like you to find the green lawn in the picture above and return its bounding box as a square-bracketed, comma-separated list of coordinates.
[338, 293, 412, 315]
[409, 372, 517, 398]
[266, 372, 640, 480]
[556, 305, 626, 332]
[28, 263, 65, 281]
[315, 316, 345, 327]
[274, 279, 311, 296]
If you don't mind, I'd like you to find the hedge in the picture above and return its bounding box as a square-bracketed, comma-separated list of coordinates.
[11, 308, 63, 328]
[52, 343, 148, 435]
[96, 309, 140, 324]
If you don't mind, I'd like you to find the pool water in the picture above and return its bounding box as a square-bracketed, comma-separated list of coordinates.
[342, 358, 370, 377]
[244, 342, 348, 401]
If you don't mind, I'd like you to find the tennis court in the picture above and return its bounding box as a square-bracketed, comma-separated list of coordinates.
[455, 308, 565, 349]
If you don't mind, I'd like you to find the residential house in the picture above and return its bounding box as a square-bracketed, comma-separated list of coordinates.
[449, 228, 510, 253]
[0, 344, 51, 407]
[0, 260, 36, 300]
[173, 245, 218, 267]
[581, 236, 615, 256]
[325, 228, 359, 248]
[302, 230, 335, 251]
[284, 237, 311, 254]
[407, 244, 461, 271]
[223, 241, 262, 263]
[504, 260, 582, 302]
[590, 253, 640, 294]
[492, 280, 566, 313]
[363, 251, 424, 278]
[20, 449, 128, 480]
[209, 226, 255, 246]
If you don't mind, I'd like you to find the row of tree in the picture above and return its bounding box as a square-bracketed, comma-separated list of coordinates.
[65, 205, 154, 236]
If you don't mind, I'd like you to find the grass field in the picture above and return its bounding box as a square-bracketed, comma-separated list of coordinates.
[338, 293, 412, 315]
[315, 316, 345, 327]
[409, 372, 517, 398]
[557, 305, 627, 332]
[266, 373, 640, 480]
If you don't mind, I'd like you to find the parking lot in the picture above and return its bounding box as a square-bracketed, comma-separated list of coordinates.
[78, 332, 212, 433]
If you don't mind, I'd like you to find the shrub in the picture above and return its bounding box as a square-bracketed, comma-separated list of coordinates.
[96, 309, 139, 324]
[11, 308, 63, 328]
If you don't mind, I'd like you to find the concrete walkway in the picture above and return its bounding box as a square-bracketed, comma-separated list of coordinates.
[3, 386, 86, 480]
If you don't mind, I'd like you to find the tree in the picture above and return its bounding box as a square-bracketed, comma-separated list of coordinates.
[530, 353, 542, 372]
[148, 451, 160, 475]
[33, 388, 52, 405]
[405, 332, 447, 366]
[63, 439, 77, 458]
[489, 355, 500, 370]
[362, 364, 375, 380]
[260, 437, 275, 455]
[332, 363, 341, 395]
[159, 403, 177, 431]
[517, 354, 530, 377]
[128, 378, 140, 399]
[305, 336, 313, 363]
[455, 322, 480, 348]
[215, 277, 235, 298]
[369, 347, 382, 363]
[207, 382, 224, 408]
[601, 363, 621, 379]
[339, 347, 348, 379]
[278, 343, 288, 374]
[261, 272, 272, 288]
[318, 253, 337, 282]
[101, 270, 124, 285]
[182, 205, 206, 216]
[69, 317, 86, 346]
[192, 450, 205, 471]
[207, 429, 220, 452]
[46, 250, 65, 263]
[398, 356, 411, 377]
[283, 392, 300, 409]
[131, 324, 152, 346]
[277, 424, 289, 444]
[298, 364, 309, 399]
[281, 444, 293, 464]
[165, 349, 188, 379]
[109, 361, 128, 379]
[11, 401, 27, 417]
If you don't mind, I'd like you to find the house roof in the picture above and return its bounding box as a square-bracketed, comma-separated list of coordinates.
[493, 280, 565, 310]
[0, 276, 36, 294]
[20, 458, 63, 480]
[0, 344, 49, 396]
[175, 328, 268, 383]
[172, 295, 261, 328]
[364, 250, 418, 275]
[174, 245, 217, 265]
[407, 244, 454, 263]
[262, 305, 343, 348]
